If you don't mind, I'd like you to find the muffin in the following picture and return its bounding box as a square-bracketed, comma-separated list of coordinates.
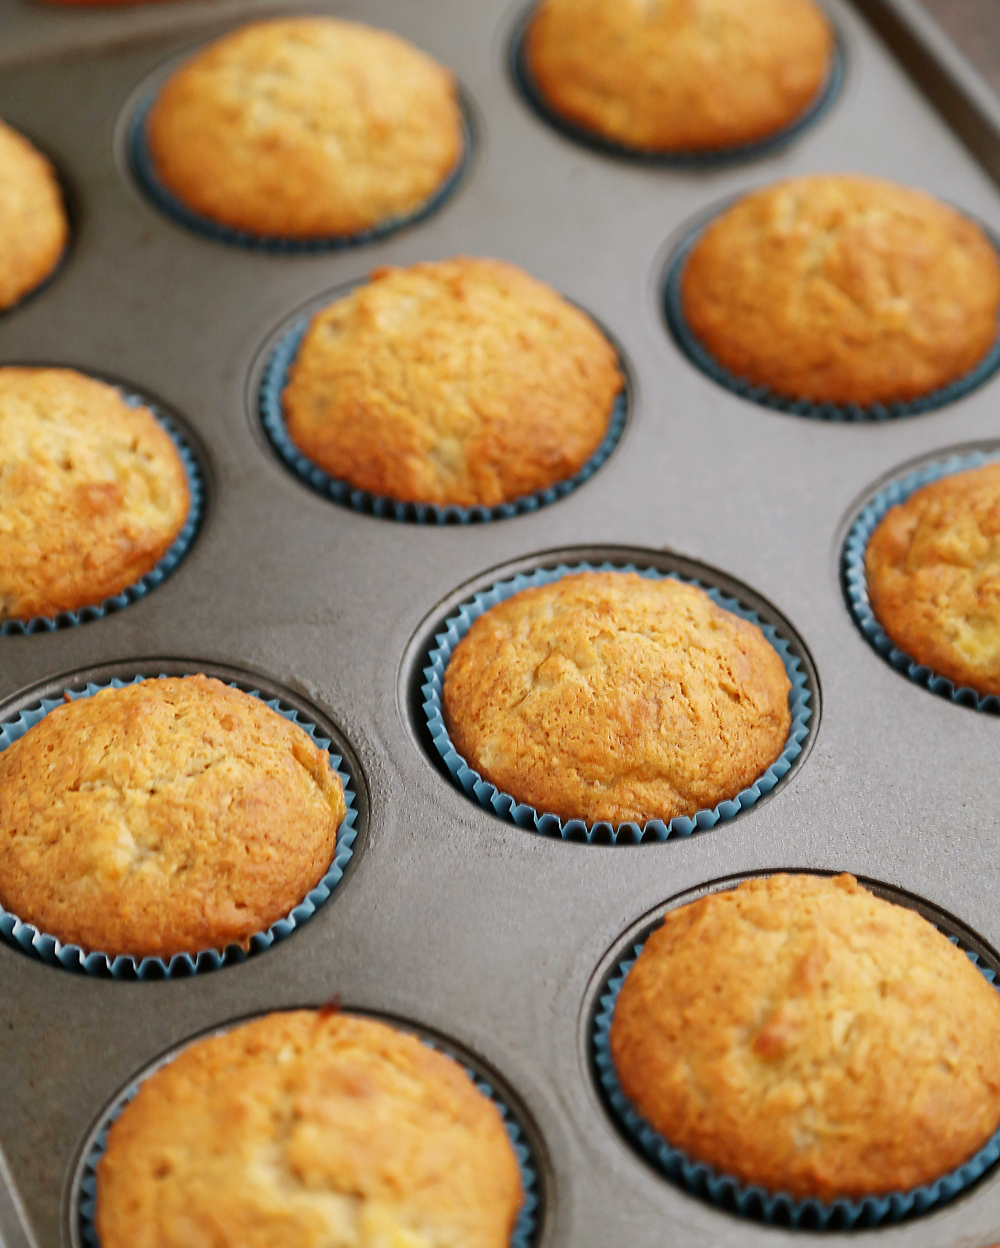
[610, 873, 1000, 1200]
[0, 119, 68, 312]
[0, 676, 347, 957]
[281, 257, 623, 508]
[0, 367, 190, 623]
[96, 1011, 523, 1248]
[681, 175, 1000, 406]
[146, 18, 464, 239]
[865, 462, 1000, 695]
[441, 571, 791, 824]
[524, 0, 834, 153]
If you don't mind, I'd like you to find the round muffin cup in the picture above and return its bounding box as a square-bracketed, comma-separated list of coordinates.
[665, 212, 1000, 421]
[0, 676, 359, 978]
[74, 1014, 540, 1248]
[0, 395, 203, 636]
[422, 562, 812, 843]
[843, 447, 1000, 712]
[510, 4, 845, 167]
[260, 315, 629, 523]
[593, 917, 1000, 1229]
[128, 90, 473, 252]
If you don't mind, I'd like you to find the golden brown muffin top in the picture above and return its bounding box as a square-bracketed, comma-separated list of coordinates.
[0, 676, 346, 957]
[866, 462, 1000, 696]
[442, 571, 791, 824]
[610, 873, 1000, 1201]
[147, 18, 464, 239]
[0, 367, 189, 622]
[524, 0, 834, 153]
[282, 257, 622, 508]
[0, 119, 67, 312]
[681, 174, 1000, 405]
[96, 1011, 523, 1248]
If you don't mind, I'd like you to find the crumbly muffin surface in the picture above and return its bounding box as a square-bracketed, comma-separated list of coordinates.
[0, 367, 189, 622]
[0, 119, 67, 312]
[681, 175, 1000, 405]
[147, 18, 464, 238]
[0, 676, 346, 957]
[525, 0, 834, 153]
[611, 873, 1000, 1200]
[442, 571, 791, 824]
[96, 1011, 523, 1248]
[283, 257, 623, 507]
[866, 462, 1000, 695]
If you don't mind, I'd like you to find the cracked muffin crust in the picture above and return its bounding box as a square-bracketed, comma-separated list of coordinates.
[0, 676, 346, 957]
[610, 873, 1000, 1201]
[681, 175, 1000, 406]
[524, 0, 834, 153]
[96, 1010, 524, 1248]
[282, 257, 623, 508]
[0, 367, 190, 623]
[441, 571, 791, 825]
[865, 462, 1000, 695]
[146, 18, 464, 239]
[0, 119, 67, 312]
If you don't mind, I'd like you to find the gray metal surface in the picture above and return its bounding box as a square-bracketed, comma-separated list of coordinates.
[0, 1, 999, 1246]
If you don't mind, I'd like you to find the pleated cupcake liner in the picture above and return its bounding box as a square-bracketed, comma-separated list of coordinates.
[128, 90, 473, 252]
[593, 926, 1000, 1229]
[510, 6, 845, 167]
[0, 675, 359, 978]
[0, 398, 202, 635]
[422, 561, 812, 844]
[843, 448, 1000, 712]
[259, 316, 629, 523]
[664, 217, 1000, 421]
[76, 1018, 540, 1248]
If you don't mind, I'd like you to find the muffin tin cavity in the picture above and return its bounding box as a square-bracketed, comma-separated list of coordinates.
[0, 662, 366, 978]
[586, 872, 1000, 1229]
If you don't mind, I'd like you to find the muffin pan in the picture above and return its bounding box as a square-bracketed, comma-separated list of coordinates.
[3, 0, 1000, 1245]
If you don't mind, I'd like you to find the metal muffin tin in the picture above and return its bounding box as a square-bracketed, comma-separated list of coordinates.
[2, 0, 1000, 1245]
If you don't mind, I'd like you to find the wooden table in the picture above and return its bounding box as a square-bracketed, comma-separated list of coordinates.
[919, 0, 1000, 93]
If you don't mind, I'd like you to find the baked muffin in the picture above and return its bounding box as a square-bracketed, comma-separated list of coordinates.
[524, 0, 834, 153]
[96, 1011, 523, 1248]
[0, 676, 346, 957]
[610, 873, 1000, 1200]
[681, 175, 1000, 406]
[146, 18, 464, 239]
[0, 367, 189, 622]
[0, 119, 67, 312]
[442, 571, 791, 824]
[865, 462, 1000, 695]
[282, 257, 623, 508]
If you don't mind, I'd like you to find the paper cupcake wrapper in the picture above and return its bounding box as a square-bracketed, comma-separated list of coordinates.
[75, 1018, 540, 1248]
[260, 317, 628, 523]
[510, 6, 844, 167]
[0, 675, 358, 978]
[128, 90, 473, 252]
[665, 218, 1000, 421]
[593, 927, 1000, 1228]
[843, 447, 1000, 712]
[0, 398, 202, 635]
[422, 561, 812, 843]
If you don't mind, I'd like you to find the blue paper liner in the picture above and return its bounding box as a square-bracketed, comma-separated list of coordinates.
[665, 215, 1000, 421]
[422, 562, 812, 842]
[129, 89, 473, 252]
[843, 448, 1000, 712]
[76, 1017, 540, 1248]
[0, 676, 359, 978]
[260, 316, 628, 523]
[593, 921, 1000, 1228]
[511, 6, 844, 167]
[0, 395, 203, 635]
